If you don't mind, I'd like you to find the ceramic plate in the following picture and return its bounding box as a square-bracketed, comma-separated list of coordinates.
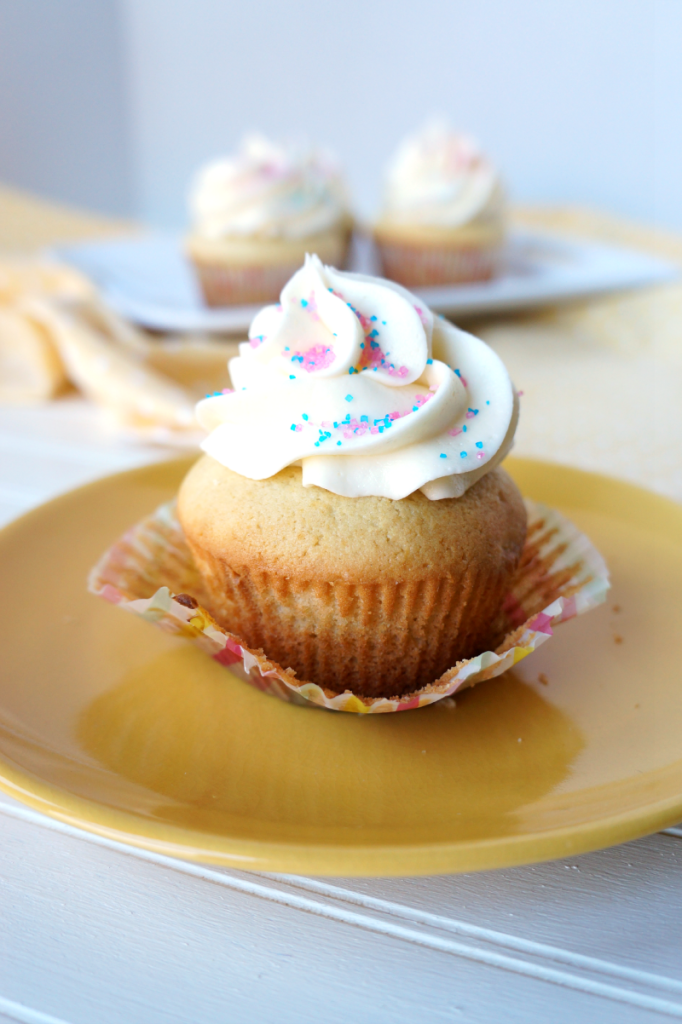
[52, 231, 678, 334]
[0, 457, 681, 876]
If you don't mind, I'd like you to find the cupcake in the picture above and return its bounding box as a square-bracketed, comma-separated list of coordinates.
[178, 256, 525, 699]
[373, 121, 506, 287]
[186, 134, 352, 307]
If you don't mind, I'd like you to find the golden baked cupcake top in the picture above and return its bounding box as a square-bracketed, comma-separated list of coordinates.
[196, 255, 519, 500]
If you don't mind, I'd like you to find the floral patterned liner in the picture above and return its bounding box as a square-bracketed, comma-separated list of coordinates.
[88, 499, 609, 714]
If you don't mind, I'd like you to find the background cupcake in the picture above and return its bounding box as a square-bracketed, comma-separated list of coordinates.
[186, 134, 353, 306]
[373, 120, 507, 287]
[178, 256, 524, 699]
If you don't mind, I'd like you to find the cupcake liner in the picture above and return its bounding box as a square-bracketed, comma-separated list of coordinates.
[191, 232, 352, 307]
[192, 260, 310, 307]
[88, 499, 609, 714]
[375, 240, 500, 287]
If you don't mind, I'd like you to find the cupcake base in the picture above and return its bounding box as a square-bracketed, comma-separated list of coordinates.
[186, 225, 353, 307]
[191, 260, 307, 307]
[177, 460, 528, 700]
[88, 497, 610, 714]
[375, 239, 500, 287]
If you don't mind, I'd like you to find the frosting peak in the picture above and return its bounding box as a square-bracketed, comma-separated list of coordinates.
[189, 134, 349, 241]
[381, 120, 504, 229]
[197, 256, 518, 500]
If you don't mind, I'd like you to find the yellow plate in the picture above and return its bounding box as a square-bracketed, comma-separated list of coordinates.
[0, 457, 680, 876]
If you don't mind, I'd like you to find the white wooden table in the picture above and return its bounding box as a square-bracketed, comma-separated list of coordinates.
[2, 192, 682, 1023]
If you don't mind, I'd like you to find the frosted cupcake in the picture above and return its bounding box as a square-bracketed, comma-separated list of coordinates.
[178, 256, 525, 699]
[373, 121, 506, 287]
[186, 134, 352, 306]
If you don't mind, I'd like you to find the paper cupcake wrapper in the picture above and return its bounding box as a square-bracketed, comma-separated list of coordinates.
[375, 240, 500, 287]
[193, 261, 308, 307]
[88, 499, 609, 714]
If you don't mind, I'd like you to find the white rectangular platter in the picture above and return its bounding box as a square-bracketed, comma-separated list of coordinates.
[53, 229, 678, 335]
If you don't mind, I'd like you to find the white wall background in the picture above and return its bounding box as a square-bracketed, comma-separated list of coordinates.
[0, 0, 134, 216]
[2, 0, 682, 231]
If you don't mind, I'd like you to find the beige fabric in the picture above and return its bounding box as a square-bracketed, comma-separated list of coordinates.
[0, 187, 239, 438]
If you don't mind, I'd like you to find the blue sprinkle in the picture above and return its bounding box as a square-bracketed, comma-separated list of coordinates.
[314, 442, 320, 447]
[379, 426, 384, 433]
[302, 414, 309, 421]
[345, 394, 353, 402]
[370, 315, 377, 321]
[333, 333, 337, 336]
[300, 298, 308, 307]
[382, 320, 386, 325]
[412, 406, 418, 412]
[284, 346, 290, 351]
[368, 329, 379, 338]
[290, 424, 296, 431]
[475, 441, 483, 449]
[455, 369, 462, 378]
[337, 440, 342, 445]
[360, 415, 368, 422]
[360, 343, 365, 349]
[468, 408, 479, 415]
[486, 400, 490, 405]
[333, 421, 338, 428]
[463, 425, 467, 432]
[289, 375, 296, 380]
[440, 453, 447, 459]
[460, 451, 467, 458]
[426, 358, 433, 365]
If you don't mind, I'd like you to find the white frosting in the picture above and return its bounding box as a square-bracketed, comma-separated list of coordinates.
[381, 121, 504, 229]
[189, 134, 348, 241]
[197, 256, 518, 501]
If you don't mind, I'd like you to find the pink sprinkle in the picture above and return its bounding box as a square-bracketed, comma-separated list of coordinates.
[343, 430, 354, 439]
[389, 411, 400, 420]
[298, 344, 335, 373]
[460, 375, 468, 388]
[295, 424, 303, 432]
[321, 420, 331, 429]
[466, 411, 476, 419]
[370, 425, 380, 434]
[518, 390, 525, 397]
[221, 388, 234, 395]
[476, 452, 485, 460]
[448, 427, 462, 437]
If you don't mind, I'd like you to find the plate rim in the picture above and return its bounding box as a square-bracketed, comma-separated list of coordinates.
[1, 455, 681, 877]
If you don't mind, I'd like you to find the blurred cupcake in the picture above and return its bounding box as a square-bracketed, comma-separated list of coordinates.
[186, 134, 353, 306]
[178, 255, 525, 699]
[373, 121, 506, 287]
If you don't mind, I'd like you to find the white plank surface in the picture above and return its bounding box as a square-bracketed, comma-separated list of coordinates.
[1, 397, 681, 1024]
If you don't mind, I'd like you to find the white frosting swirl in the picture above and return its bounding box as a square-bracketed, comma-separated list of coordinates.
[197, 256, 518, 501]
[189, 134, 348, 241]
[381, 121, 504, 229]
